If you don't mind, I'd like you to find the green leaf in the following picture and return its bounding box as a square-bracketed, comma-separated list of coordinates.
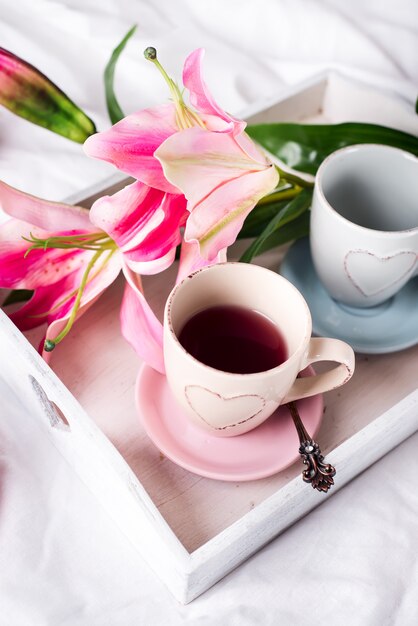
[256, 211, 310, 255]
[238, 198, 289, 239]
[0, 47, 96, 143]
[246, 122, 418, 175]
[240, 189, 312, 262]
[239, 187, 304, 238]
[104, 25, 137, 125]
[2, 289, 33, 307]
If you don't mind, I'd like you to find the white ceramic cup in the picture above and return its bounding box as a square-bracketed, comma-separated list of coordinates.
[163, 263, 354, 437]
[310, 144, 418, 308]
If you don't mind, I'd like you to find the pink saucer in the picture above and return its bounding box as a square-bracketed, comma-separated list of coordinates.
[135, 365, 323, 482]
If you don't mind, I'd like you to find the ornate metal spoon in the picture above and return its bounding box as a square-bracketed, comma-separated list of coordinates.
[287, 401, 336, 493]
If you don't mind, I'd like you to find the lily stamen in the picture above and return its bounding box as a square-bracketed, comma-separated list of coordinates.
[29, 248, 117, 320]
[22, 232, 116, 256]
[44, 248, 104, 351]
[144, 46, 205, 131]
[184, 107, 206, 129]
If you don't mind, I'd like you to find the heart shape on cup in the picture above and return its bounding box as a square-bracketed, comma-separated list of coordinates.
[184, 385, 266, 430]
[344, 249, 417, 297]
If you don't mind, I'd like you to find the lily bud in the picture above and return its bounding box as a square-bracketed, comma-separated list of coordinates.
[0, 47, 96, 143]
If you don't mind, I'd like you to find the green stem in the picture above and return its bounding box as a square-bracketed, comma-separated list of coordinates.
[256, 185, 301, 206]
[44, 249, 103, 350]
[275, 165, 314, 189]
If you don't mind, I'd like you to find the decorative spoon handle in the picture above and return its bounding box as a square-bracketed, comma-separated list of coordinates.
[287, 401, 336, 493]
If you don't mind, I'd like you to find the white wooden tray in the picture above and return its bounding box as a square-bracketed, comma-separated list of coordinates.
[1, 72, 418, 604]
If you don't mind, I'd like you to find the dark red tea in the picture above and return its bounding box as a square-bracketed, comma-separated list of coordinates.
[178, 305, 288, 374]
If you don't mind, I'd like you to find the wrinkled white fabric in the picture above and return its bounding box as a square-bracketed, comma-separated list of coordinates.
[0, 1, 418, 624]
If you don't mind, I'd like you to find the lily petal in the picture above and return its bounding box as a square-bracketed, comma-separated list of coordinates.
[84, 103, 180, 194]
[9, 247, 121, 335]
[155, 127, 274, 210]
[89, 181, 187, 275]
[10, 250, 121, 330]
[185, 167, 279, 260]
[41, 250, 121, 359]
[42, 291, 102, 363]
[235, 131, 273, 163]
[0, 220, 93, 289]
[0, 180, 93, 231]
[183, 49, 245, 136]
[176, 240, 227, 284]
[120, 263, 164, 373]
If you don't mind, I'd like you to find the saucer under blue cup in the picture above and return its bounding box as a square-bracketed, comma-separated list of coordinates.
[280, 238, 418, 354]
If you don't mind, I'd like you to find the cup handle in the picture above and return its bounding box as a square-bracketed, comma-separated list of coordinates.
[283, 337, 355, 403]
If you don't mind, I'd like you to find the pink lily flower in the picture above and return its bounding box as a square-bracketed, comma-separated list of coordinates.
[83, 49, 244, 192]
[84, 48, 278, 264]
[0, 181, 186, 371]
[155, 130, 278, 261]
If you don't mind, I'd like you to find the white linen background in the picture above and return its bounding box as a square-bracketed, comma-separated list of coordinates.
[0, 0, 417, 624]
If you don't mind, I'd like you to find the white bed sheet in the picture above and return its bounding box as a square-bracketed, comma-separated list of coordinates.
[0, 1, 418, 624]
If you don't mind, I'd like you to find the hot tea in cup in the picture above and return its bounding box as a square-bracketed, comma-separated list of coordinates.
[178, 305, 288, 374]
[164, 263, 355, 437]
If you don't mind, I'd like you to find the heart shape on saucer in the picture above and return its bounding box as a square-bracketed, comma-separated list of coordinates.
[344, 249, 416, 297]
[184, 385, 266, 431]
